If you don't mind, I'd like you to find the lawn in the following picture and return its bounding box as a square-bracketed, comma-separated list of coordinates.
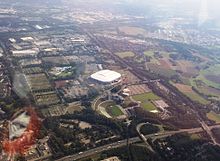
[190, 77, 220, 100]
[186, 92, 209, 105]
[144, 51, 155, 57]
[207, 111, 220, 123]
[107, 105, 124, 117]
[115, 51, 135, 58]
[173, 83, 210, 105]
[132, 92, 160, 112]
[194, 64, 220, 89]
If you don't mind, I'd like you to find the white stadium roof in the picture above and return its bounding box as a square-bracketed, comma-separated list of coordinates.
[91, 70, 121, 83]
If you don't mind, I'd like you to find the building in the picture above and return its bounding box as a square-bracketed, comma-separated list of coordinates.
[101, 156, 121, 161]
[90, 70, 121, 84]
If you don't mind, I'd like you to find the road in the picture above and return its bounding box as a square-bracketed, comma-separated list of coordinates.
[200, 121, 220, 145]
[56, 124, 220, 161]
[136, 122, 155, 152]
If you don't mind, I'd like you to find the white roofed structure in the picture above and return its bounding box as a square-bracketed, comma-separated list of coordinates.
[91, 70, 121, 84]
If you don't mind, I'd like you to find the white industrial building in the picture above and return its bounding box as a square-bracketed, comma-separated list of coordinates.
[90, 70, 121, 84]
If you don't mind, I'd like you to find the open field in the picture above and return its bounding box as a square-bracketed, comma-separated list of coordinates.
[117, 70, 140, 84]
[127, 84, 151, 95]
[148, 63, 177, 78]
[190, 78, 220, 100]
[118, 26, 146, 36]
[99, 101, 124, 118]
[159, 59, 173, 70]
[144, 51, 160, 64]
[115, 51, 135, 59]
[106, 105, 124, 117]
[100, 101, 116, 108]
[132, 92, 160, 112]
[194, 64, 220, 89]
[144, 50, 155, 57]
[175, 60, 199, 77]
[207, 111, 220, 123]
[173, 83, 209, 105]
[190, 134, 201, 140]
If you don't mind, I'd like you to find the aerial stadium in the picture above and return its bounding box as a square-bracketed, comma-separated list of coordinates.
[90, 70, 122, 84]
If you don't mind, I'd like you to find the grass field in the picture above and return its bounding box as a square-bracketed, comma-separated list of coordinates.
[148, 63, 177, 78]
[118, 26, 146, 36]
[207, 111, 220, 123]
[173, 83, 209, 105]
[115, 51, 135, 58]
[190, 76, 220, 100]
[144, 51, 160, 64]
[107, 105, 124, 117]
[194, 64, 220, 89]
[132, 92, 160, 112]
[190, 134, 201, 140]
[144, 51, 155, 57]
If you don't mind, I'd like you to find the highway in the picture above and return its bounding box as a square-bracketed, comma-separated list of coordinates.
[55, 124, 220, 161]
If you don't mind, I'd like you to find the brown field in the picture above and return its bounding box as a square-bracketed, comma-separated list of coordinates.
[173, 83, 209, 104]
[118, 26, 146, 36]
[174, 83, 193, 93]
[192, 52, 211, 62]
[173, 60, 199, 77]
[205, 75, 220, 84]
[197, 85, 220, 98]
[117, 70, 140, 84]
[176, 61, 193, 72]
[127, 84, 151, 95]
[55, 80, 68, 88]
[159, 58, 172, 70]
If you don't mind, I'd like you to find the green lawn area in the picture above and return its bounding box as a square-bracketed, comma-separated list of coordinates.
[144, 51, 160, 64]
[132, 92, 160, 112]
[190, 78, 220, 101]
[184, 92, 210, 105]
[194, 64, 220, 89]
[100, 101, 116, 108]
[207, 111, 220, 123]
[106, 105, 124, 117]
[115, 51, 135, 58]
[173, 81, 210, 105]
[144, 51, 155, 57]
[190, 134, 201, 140]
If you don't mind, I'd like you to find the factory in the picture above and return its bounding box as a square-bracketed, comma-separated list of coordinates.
[90, 70, 121, 84]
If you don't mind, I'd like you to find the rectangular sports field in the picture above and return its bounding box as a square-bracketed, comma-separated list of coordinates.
[132, 92, 160, 111]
